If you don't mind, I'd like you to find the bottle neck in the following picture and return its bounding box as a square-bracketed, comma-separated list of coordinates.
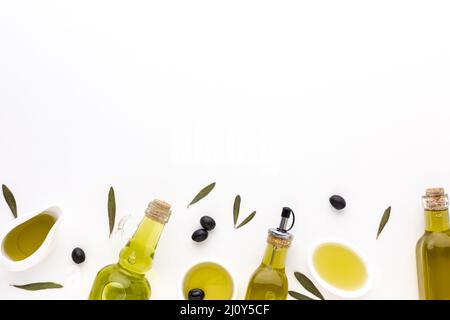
[261, 243, 288, 269]
[119, 215, 166, 274]
[425, 209, 450, 232]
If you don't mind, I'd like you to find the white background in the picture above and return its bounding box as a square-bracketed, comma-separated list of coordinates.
[0, 0, 450, 300]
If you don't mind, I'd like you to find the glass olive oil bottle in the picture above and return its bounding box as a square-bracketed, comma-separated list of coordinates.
[416, 188, 450, 300]
[245, 207, 295, 300]
[89, 199, 171, 300]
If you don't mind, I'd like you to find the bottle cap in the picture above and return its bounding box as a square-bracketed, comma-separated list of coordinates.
[281, 207, 292, 218]
[423, 188, 448, 211]
[426, 188, 445, 197]
[145, 199, 172, 224]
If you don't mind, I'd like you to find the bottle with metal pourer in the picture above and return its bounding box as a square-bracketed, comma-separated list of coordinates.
[245, 207, 295, 300]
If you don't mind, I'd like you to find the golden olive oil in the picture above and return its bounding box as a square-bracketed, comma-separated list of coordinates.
[416, 188, 450, 300]
[3, 213, 56, 261]
[246, 243, 289, 300]
[183, 262, 234, 300]
[313, 243, 368, 291]
[246, 207, 295, 300]
[89, 200, 171, 300]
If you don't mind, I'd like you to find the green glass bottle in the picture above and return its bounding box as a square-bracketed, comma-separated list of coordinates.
[89, 199, 171, 300]
[416, 188, 450, 300]
[245, 207, 295, 300]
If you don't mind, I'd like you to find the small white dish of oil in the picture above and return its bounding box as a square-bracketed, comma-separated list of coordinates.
[307, 238, 373, 299]
[180, 260, 237, 300]
[0, 207, 63, 272]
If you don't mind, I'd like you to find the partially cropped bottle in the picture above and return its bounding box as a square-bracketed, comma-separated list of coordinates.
[89, 199, 171, 300]
[416, 188, 450, 300]
[245, 207, 295, 300]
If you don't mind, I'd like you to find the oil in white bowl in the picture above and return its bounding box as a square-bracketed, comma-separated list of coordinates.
[183, 262, 234, 300]
[2, 213, 56, 262]
[312, 242, 368, 291]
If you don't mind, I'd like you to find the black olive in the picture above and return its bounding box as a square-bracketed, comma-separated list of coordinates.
[200, 216, 216, 231]
[188, 289, 205, 300]
[72, 247, 86, 264]
[330, 195, 346, 210]
[192, 229, 209, 242]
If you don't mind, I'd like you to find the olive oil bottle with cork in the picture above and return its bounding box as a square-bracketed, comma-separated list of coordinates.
[245, 207, 295, 300]
[416, 188, 450, 300]
[89, 199, 171, 300]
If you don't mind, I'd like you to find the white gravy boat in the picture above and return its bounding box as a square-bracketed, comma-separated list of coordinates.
[0, 206, 63, 272]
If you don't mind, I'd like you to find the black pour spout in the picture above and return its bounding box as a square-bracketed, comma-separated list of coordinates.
[278, 207, 295, 232]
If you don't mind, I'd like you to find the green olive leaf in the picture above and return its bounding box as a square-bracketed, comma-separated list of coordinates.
[2, 184, 17, 218]
[236, 211, 256, 229]
[108, 187, 116, 237]
[294, 272, 325, 300]
[12, 282, 63, 291]
[188, 182, 216, 208]
[289, 291, 315, 300]
[233, 195, 241, 226]
[376, 206, 391, 240]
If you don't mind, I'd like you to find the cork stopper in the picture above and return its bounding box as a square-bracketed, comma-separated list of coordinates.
[426, 188, 445, 197]
[145, 199, 172, 224]
[424, 188, 448, 211]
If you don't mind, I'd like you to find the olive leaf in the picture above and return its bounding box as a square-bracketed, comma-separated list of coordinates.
[233, 195, 241, 226]
[108, 187, 116, 237]
[289, 291, 315, 301]
[2, 184, 17, 218]
[236, 211, 256, 229]
[294, 272, 325, 300]
[233, 195, 256, 229]
[188, 182, 216, 208]
[12, 282, 63, 291]
[376, 206, 391, 240]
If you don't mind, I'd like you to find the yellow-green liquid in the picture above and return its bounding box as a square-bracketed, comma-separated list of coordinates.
[246, 244, 289, 300]
[3, 213, 56, 261]
[89, 216, 165, 300]
[313, 243, 368, 291]
[183, 262, 234, 300]
[416, 209, 450, 300]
